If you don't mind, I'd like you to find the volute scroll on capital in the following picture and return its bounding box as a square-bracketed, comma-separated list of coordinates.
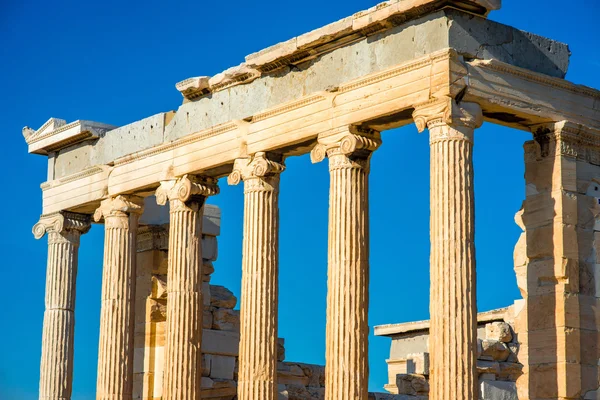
[33, 211, 92, 240]
[412, 97, 483, 133]
[310, 126, 382, 165]
[93, 195, 145, 223]
[155, 174, 219, 206]
[227, 152, 285, 186]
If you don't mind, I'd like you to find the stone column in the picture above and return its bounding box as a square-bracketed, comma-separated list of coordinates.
[33, 212, 91, 400]
[311, 127, 381, 400]
[228, 152, 285, 400]
[156, 175, 219, 400]
[94, 195, 145, 400]
[413, 99, 483, 400]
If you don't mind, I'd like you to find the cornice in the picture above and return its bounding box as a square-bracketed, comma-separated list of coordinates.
[176, 0, 495, 100]
[23, 118, 116, 155]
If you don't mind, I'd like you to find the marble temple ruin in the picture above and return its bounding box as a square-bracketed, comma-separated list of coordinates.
[24, 0, 600, 399]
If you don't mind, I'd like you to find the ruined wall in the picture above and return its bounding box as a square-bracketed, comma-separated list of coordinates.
[513, 123, 600, 400]
[379, 309, 521, 400]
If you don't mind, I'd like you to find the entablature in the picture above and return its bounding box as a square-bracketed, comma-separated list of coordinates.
[23, 118, 116, 155]
[36, 49, 600, 216]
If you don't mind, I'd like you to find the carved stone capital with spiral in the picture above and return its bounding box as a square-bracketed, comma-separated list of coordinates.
[228, 152, 285, 192]
[156, 175, 219, 211]
[33, 211, 92, 240]
[310, 126, 381, 170]
[412, 97, 483, 138]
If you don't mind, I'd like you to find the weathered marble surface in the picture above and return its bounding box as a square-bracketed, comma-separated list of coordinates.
[45, 7, 568, 180]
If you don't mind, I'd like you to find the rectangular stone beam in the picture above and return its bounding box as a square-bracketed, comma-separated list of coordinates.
[40, 51, 600, 215]
[464, 59, 600, 131]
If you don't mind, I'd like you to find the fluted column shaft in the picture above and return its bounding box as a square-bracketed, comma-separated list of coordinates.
[414, 100, 483, 400]
[95, 196, 144, 400]
[229, 152, 285, 400]
[34, 212, 91, 400]
[156, 176, 219, 400]
[311, 129, 381, 400]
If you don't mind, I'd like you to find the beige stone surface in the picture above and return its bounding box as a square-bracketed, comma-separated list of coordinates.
[413, 98, 482, 400]
[25, 1, 600, 399]
[155, 175, 218, 400]
[33, 212, 91, 400]
[38, 46, 597, 216]
[94, 195, 144, 400]
[311, 126, 381, 400]
[228, 152, 285, 400]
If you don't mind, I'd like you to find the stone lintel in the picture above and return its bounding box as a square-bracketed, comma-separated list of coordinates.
[24, 118, 117, 155]
[374, 307, 510, 337]
[49, 11, 575, 184]
[37, 51, 600, 215]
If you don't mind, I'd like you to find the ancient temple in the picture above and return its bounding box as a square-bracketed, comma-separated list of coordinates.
[25, 0, 600, 399]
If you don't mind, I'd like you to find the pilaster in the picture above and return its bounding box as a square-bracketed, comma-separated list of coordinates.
[34, 211, 91, 400]
[413, 97, 483, 400]
[228, 152, 285, 400]
[94, 195, 145, 400]
[311, 126, 381, 400]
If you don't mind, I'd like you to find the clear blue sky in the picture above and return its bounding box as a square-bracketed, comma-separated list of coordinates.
[2, 0, 599, 398]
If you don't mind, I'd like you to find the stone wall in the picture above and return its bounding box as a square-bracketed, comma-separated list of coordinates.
[375, 308, 522, 400]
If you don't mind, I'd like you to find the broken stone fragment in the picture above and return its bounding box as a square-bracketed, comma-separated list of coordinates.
[396, 374, 429, 395]
[149, 299, 166, 322]
[278, 338, 286, 362]
[498, 362, 523, 381]
[507, 342, 520, 363]
[175, 76, 210, 100]
[150, 274, 167, 300]
[210, 285, 237, 309]
[203, 309, 213, 329]
[486, 321, 513, 343]
[212, 308, 240, 332]
[208, 63, 261, 92]
[481, 339, 511, 362]
[477, 360, 501, 376]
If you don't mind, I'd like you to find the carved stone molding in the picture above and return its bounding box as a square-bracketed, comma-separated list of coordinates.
[529, 120, 600, 163]
[33, 211, 92, 240]
[228, 152, 285, 193]
[310, 126, 381, 168]
[155, 175, 219, 207]
[137, 225, 169, 252]
[412, 97, 483, 138]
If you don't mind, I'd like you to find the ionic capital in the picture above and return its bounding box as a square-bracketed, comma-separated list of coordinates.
[310, 126, 381, 165]
[33, 211, 92, 240]
[227, 152, 285, 188]
[156, 175, 219, 207]
[93, 195, 145, 225]
[412, 97, 483, 133]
